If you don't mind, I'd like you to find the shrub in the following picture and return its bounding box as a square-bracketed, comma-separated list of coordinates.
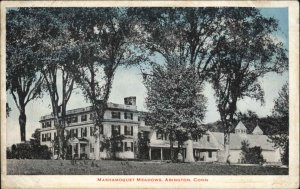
[8, 143, 52, 159]
[241, 140, 265, 164]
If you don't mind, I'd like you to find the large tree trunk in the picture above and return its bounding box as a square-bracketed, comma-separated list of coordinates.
[219, 109, 231, 163]
[18, 108, 26, 142]
[224, 132, 230, 163]
[56, 128, 65, 160]
[170, 140, 174, 161]
[94, 128, 101, 160]
[185, 135, 195, 163]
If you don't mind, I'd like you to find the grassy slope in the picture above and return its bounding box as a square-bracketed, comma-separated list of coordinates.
[6, 159, 288, 175]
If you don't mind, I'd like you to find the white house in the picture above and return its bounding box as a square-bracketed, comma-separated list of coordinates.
[211, 121, 281, 164]
[40, 97, 139, 160]
[40, 98, 282, 164]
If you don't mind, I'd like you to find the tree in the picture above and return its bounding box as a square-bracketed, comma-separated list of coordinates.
[144, 62, 207, 162]
[268, 82, 289, 165]
[209, 8, 288, 162]
[133, 8, 222, 162]
[67, 8, 143, 160]
[6, 9, 44, 142]
[137, 132, 150, 159]
[131, 8, 224, 85]
[30, 128, 41, 147]
[240, 140, 265, 164]
[100, 132, 125, 160]
[28, 8, 77, 159]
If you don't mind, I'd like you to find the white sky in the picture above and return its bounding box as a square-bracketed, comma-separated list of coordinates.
[5, 8, 289, 147]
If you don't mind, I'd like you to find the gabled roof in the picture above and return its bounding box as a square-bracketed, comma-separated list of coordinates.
[193, 132, 220, 150]
[252, 125, 264, 135]
[235, 121, 247, 130]
[211, 132, 275, 151]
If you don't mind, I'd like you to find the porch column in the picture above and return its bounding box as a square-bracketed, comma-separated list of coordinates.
[160, 148, 163, 161]
[149, 147, 151, 160]
[78, 143, 80, 159]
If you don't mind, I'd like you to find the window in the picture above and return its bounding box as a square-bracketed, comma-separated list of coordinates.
[42, 134, 45, 142]
[70, 129, 78, 138]
[156, 131, 163, 140]
[124, 126, 133, 136]
[44, 133, 51, 141]
[42, 122, 45, 128]
[124, 112, 133, 120]
[54, 132, 57, 139]
[207, 135, 210, 142]
[81, 114, 87, 122]
[208, 151, 212, 158]
[111, 111, 121, 119]
[124, 142, 134, 152]
[90, 143, 94, 153]
[90, 127, 95, 136]
[67, 117, 71, 124]
[46, 121, 51, 127]
[72, 116, 78, 123]
[81, 127, 87, 137]
[90, 113, 96, 120]
[111, 125, 120, 136]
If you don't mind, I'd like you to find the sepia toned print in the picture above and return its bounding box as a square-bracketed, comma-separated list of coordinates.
[1, 1, 299, 189]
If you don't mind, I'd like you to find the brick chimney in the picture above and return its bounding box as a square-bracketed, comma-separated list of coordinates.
[124, 96, 136, 106]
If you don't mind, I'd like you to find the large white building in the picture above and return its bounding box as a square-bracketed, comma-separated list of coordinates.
[40, 97, 281, 164]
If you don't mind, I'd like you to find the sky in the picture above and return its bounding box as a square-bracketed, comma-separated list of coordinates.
[5, 8, 289, 147]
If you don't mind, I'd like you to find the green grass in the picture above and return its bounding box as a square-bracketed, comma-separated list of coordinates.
[6, 159, 288, 175]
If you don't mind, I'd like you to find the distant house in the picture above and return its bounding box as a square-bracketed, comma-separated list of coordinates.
[211, 121, 281, 164]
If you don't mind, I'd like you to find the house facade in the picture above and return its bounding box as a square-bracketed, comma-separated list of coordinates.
[40, 98, 281, 163]
[40, 97, 140, 160]
[212, 121, 281, 164]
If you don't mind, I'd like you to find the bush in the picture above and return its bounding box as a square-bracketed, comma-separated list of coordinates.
[241, 140, 265, 164]
[8, 143, 52, 159]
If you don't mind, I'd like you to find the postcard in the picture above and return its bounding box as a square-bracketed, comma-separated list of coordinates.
[1, 1, 299, 188]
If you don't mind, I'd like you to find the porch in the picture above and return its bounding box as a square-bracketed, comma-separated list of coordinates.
[68, 137, 89, 159]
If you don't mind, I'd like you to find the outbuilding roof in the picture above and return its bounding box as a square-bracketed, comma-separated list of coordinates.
[211, 132, 275, 151]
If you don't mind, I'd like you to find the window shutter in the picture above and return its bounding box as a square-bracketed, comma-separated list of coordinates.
[125, 126, 127, 135]
[121, 142, 123, 152]
[131, 113, 133, 120]
[131, 142, 133, 152]
[131, 126, 133, 136]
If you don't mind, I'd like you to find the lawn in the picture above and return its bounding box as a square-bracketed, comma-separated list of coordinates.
[6, 159, 288, 175]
